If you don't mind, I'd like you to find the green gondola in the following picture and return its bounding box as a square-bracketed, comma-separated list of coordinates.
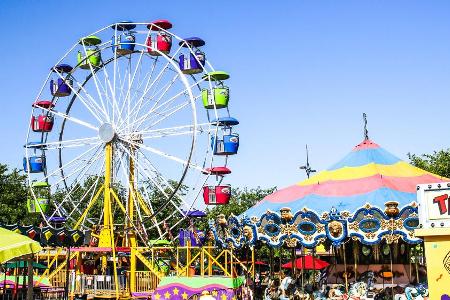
[27, 181, 50, 213]
[77, 35, 102, 69]
[202, 71, 230, 109]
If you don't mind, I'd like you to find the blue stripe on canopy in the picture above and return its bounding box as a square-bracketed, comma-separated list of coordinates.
[328, 148, 401, 170]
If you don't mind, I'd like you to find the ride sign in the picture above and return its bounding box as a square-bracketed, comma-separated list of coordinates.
[417, 182, 450, 229]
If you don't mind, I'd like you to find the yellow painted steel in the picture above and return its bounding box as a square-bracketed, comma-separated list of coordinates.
[127, 147, 137, 293]
[415, 228, 450, 299]
[73, 186, 104, 230]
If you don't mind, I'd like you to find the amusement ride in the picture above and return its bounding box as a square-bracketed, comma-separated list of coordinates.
[20, 20, 242, 299]
[8, 19, 445, 300]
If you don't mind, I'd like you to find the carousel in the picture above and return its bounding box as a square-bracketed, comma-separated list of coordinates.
[210, 125, 445, 299]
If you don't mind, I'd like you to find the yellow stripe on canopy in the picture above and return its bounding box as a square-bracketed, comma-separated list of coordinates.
[298, 161, 440, 186]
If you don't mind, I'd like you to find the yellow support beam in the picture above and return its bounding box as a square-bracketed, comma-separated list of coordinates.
[35, 247, 63, 286]
[134, 250, 163, 279]
[47, 252, 78, 281]
[74, 186, 104, 230]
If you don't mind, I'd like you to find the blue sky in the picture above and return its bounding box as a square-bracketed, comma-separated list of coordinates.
[1, 0, 450, 190]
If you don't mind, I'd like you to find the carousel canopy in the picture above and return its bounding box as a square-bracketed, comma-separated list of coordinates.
[244, 139, 445, 218]
[210, 139, 447, 249]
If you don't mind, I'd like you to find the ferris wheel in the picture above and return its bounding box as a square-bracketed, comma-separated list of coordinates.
[23, 20, 239, 244]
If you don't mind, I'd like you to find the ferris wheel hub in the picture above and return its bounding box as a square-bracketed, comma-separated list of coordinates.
[98, 123, 116, 143]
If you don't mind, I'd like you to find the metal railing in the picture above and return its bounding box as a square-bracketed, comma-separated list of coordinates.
[134, 271, 158, 293]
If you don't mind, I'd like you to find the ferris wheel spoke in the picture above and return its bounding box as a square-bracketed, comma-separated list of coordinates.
[117, 144, 184, 215]
[138, 184, 163, 237]
[128, 46, 184, 127]
[130, 95, 190, 133]
[50, 167, 101, 223]
[71, 80, 110, 123]
[116, 57, 135, 131]
[135, 162, 185, 218]
[127, 57, 159, 126]
[130, 76, 204, 132]
[37, 105, 98, 131]
[48, 147, 104, 222]
[52, 69, 106, 122]
[119, 47, 148, 131]
[126, 122, 214, 140]
[100, 56, 122, 124]
[66, 168, 104, 227]
[112, 27, 119, 122]
[116, 57, 129, 115]
[137, 150, 195, 210]
[119, 71, 180, 132]
[29, 137, 101, 150]
[147, 72, 180, 113]
[79, 43, 111, 122]
[51, 160, 104, 221]
[139, 97, 197, 133]
[122, 138, 204, 172]
[38, 143, 102, 183]
[52, 145, 104, 187]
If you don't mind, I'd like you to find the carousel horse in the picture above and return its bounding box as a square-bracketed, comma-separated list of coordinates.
[348, 281, 368, 298]
[391, 284, 428, 300]
[358, 271, 376, 290]
[328, 284, 346, 299]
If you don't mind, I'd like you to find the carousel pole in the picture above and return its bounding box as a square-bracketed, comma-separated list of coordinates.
[333, 246, 338, 284]
[251, 246, 256, 298]
[291, 248, 295, 277]
[312, 247, 316, 288]
[269, 247, 274, 278]
[353, 241, 358, 284]
[343, 243, 348, 293]
[389, 242, 394, 300]
[301, 246, 304, 288]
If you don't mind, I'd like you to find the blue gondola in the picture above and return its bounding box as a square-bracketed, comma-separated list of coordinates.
[211, 117, 240, 155]
[23, 142, 46, 173]
[23, 156, 45, 173]
[179, 37, 206, 74]
[111, 21, 136, 55]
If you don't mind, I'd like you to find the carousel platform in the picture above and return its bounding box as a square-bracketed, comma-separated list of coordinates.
[151, 275, 245, 300]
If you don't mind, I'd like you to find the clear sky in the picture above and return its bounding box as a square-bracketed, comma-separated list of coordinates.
[1, 0, 450, 191]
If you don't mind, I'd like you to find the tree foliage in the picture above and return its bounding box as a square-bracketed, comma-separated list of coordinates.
[408, 149, 450, 178]
[197, 186, 276, 231]
[0, 164, 38, 225]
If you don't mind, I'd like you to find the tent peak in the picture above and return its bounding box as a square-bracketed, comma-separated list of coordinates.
[352, 139, 380, 151]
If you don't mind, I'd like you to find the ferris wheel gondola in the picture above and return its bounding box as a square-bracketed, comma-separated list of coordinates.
[24, 20, 240, 244]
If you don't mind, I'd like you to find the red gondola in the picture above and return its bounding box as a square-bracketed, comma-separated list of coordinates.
[30, 101, 55, 132]
[203, 185, 231, 205]
[202, 167, 232, 205]
[146, 20, 173, 56]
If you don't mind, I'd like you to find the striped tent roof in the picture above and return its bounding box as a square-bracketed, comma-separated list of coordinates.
[244, 139, 446, 218]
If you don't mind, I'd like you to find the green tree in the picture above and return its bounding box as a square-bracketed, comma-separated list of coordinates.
[408, 149, 450, 178]
[198, 186, 276, 230]
[0, 164, 38, 225]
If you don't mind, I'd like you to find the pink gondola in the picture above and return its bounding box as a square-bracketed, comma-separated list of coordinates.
[30, 101, 55, 132]
[203, 185, 231, 205]
[146, 20, 173, 56]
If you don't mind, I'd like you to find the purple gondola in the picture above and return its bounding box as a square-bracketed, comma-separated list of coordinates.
[50, 64, 73, 97]
[179, 37, 206, 74]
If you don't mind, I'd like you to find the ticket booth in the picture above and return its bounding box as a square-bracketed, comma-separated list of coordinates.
[415, 182, 450, 299]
